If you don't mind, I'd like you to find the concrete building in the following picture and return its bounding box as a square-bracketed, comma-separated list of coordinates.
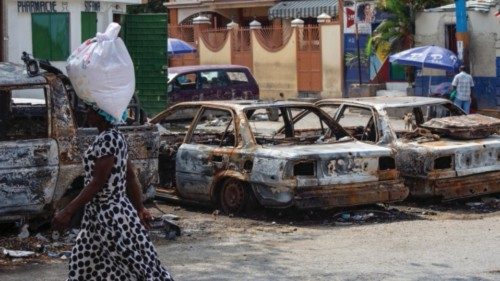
[414, 0, 500, 109]
[2, 0, 145, 70]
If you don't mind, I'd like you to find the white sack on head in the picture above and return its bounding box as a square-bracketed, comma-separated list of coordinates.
[66, 22, 135, 121]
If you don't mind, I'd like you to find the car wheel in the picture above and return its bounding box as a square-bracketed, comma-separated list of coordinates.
[220, 179, 249, 214]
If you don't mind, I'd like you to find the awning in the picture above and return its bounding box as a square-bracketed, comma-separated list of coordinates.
[269, 0, 338, 20]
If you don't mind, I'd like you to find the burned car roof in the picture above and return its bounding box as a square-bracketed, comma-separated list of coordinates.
[319, 96, 453, 109]
[161, 100, 317, 111]
[167, 64, 250, 74]
[0, 62, 47, 88]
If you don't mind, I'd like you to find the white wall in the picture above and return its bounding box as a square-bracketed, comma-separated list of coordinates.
[415, 9, 499, 77]
[4, 0, 134, 72]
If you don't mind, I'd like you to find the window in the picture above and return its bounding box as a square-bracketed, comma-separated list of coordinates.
[32, 13, 70, 61]
[338, 106, 377, 142]
[81, 12, 97, 42]
[227, 71, 249, 85]
[190, 108, 236, 147]
[170, 73, 197, 92]
[319, 104, 340, 118]
[246, 107, 348, 145]
[200, 70, 229, 88]
[1, 88, 48, 140]
[157, 106, 200, 135]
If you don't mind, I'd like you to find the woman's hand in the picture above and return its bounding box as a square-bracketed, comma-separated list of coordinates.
[138, 208, 152, 230]
[52, 210, 72, 231]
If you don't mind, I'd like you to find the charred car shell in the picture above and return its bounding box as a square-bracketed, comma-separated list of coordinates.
[317, 96, 500, 200]
[151, 101, 407, 212]
[0, 62, 159, 222]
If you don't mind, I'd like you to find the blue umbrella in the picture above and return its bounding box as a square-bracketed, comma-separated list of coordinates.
[166, 38, 197, 55]
[389, 45, 460, 72]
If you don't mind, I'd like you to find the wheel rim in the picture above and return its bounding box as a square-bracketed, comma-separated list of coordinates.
[222, 180, 245, 212]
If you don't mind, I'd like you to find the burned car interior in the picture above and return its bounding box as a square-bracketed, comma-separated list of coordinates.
[247, 107, 349, 145]
[153, 102, 353, 189]
[322, 101, 465, 143]
[0, 87, 48, 141]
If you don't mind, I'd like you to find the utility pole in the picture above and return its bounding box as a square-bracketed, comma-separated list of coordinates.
[455, 0, 469, 68]
[354, 1, 362, 85]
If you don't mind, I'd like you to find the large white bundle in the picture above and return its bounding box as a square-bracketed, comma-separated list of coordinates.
[66, 22, 135, 121]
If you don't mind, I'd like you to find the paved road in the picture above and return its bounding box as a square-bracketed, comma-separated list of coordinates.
[1, 212, 499, 281]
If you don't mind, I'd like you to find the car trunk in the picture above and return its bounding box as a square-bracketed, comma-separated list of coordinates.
[414, 136, 500, 177]
[252, 141, 395, 185]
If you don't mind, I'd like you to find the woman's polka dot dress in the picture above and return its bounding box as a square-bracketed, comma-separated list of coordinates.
[68, 128, 173, 281]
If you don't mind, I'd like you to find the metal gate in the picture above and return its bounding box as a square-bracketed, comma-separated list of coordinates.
[124, 14, 167, 116]
[231, 28, 252, 71]
[297, 26, 322, 93]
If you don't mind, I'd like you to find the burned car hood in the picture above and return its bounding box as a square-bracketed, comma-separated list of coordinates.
[420, 114, 500, 139]
[255, 140, 392, 159]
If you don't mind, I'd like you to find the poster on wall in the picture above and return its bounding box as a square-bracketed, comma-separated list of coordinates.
[343, 1, 377, 34]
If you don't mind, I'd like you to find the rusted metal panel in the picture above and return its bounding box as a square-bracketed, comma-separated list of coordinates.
[0, 63, 47, 88]
[293, 180, 408, 209]
[0, 139, 59, 219]
[405, 171, 500, 200]
[421, 114, 500, 139]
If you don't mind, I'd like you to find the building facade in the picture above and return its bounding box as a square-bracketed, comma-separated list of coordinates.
[2, 0, 145, 70]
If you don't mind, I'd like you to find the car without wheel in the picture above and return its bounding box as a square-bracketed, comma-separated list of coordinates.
[316, 96, 500, 200]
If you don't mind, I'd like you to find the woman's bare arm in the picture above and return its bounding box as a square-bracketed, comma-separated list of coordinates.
[126, 159, 145, 212]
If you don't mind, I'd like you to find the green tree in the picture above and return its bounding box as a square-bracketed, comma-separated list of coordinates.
[368, 0, 451, 53]
[127, 0, 167, 14]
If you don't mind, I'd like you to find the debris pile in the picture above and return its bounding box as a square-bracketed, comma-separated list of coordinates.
[0, 228, 74, 267]
[149, 214, 182, 240]
[333, 208, 414, 224]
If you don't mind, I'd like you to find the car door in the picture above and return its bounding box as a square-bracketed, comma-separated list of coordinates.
[0, 87, 59, 217]
[175, 106, 237, 201]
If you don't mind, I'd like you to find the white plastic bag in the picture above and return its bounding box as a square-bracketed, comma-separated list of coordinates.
[66, 22, 135, 122]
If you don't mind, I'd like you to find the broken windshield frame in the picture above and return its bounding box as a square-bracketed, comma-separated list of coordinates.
[245, 106, 350, 145]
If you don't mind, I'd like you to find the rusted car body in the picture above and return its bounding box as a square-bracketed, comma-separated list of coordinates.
[150, 101, 407, 212]
[0, 63, 159, 221]
[317, 97, 500, 200]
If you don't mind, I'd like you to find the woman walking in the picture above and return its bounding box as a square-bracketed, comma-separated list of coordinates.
[52, 104, 173, 281]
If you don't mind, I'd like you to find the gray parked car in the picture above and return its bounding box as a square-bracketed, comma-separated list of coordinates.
[317, 96, 500, 200]
[150, 101, 408, 213]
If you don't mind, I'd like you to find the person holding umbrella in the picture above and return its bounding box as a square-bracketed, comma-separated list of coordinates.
[451, 65, 475, 114]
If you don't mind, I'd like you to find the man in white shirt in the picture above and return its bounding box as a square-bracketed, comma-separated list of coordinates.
[451, 65, 474, 114]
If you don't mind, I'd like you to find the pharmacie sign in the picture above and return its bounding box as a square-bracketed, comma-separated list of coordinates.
[17, 1, 101, 13]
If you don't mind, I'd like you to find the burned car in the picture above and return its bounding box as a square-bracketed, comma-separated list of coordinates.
[0, 62, 159, 222]
[150, 101, 408, 213]
[316, 97, 500, 200]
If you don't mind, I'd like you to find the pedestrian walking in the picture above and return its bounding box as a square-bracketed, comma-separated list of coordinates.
[52, 104, 173, 281]
[451, 65, 475, 114]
